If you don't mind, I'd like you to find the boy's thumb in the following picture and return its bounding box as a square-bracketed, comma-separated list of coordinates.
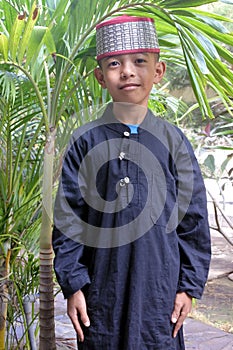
[84, 319, 90, 327]
[81, 313, 90, 327]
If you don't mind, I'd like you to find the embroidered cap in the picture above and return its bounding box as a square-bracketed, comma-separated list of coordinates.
[96, 15, 160, 61]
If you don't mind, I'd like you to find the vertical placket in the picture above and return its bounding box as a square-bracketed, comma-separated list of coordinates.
[127, 133, 139, 205]
[118, 130, 139, 206]
[118, 131, 131, 205]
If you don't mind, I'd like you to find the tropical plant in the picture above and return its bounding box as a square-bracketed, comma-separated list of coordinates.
[6, 251, 40, 349]
[196, 104, 233, 240]
[1, 0, 233, 349]
[0, 75, 43, 349]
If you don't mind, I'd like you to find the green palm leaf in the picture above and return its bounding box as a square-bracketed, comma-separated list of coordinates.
[1, 1, 233, 348]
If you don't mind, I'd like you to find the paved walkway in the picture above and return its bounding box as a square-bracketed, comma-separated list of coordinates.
[55, 228, 233, 349]
[185, 318, 233, 350]
[183, 228, 233, 350]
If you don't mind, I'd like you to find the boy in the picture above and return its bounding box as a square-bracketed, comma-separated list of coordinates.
[52, 15, 211, 350]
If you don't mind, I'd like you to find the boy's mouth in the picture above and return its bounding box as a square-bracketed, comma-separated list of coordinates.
[120, 83, 140, 90]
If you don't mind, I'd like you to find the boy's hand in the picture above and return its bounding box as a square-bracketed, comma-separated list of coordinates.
[67, 290, 90, 342]
[171, 292, 192, 338]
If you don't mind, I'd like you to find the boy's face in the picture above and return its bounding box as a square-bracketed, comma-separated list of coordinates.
[94, 53, 166, 107]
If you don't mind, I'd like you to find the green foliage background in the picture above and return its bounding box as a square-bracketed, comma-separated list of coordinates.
[0, 0, 233, 348]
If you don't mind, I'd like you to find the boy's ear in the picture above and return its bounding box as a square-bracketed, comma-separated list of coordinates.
[153, 61, 166, 84]
[94, 67, 107, 88]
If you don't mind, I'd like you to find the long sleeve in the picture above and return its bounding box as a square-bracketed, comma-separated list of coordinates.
[175, 133, 211, 299]
[52, 131, 91, 299]
[53, 226, 90, 299]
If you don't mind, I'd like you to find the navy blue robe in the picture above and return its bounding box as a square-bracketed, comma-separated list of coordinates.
[53, 104, 211, 349]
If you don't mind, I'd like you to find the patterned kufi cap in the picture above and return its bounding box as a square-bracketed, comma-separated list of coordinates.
[96, 15, 160, 61]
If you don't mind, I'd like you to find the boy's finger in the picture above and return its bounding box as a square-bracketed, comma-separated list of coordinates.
[172, 312, 186, 338]
[80, 312, 90, 327]
[69, 312, 85, 342]
[171, 307, 181, 324]
[77, 298, 90, 327]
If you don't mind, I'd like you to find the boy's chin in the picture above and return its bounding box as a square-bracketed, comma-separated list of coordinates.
[112, 98, 148, 107]
[113, 101, 147, 109]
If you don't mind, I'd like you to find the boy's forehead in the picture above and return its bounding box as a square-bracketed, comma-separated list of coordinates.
[96, 15, 160, 61]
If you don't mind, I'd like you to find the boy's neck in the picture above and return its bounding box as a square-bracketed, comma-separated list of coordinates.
[112, 102, 147, 125]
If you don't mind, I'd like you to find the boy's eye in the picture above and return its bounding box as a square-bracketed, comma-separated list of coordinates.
[108, 60, 120, 67]
[136, 58, 146, 64]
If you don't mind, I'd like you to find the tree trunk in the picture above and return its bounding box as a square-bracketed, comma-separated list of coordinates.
[39, 248, 56, 349]
[0, 248, 11, 350]
[39, 128, 56, 350]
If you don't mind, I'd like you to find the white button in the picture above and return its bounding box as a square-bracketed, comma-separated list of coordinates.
[124, 176, 130, 184]
[119, 152, 125, 160]
[120, 179, 125, 187]
[123, 131, 130, 137]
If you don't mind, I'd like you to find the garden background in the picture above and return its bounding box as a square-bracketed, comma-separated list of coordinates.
[0, 0, 233, 349]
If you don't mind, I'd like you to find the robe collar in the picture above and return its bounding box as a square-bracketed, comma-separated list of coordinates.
[101, 103, 157, 136]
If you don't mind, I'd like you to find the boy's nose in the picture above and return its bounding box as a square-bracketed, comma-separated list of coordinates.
[120, 63, 135, 79]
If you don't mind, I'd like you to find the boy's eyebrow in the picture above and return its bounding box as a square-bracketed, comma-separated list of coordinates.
[102, 52, 150, 62]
